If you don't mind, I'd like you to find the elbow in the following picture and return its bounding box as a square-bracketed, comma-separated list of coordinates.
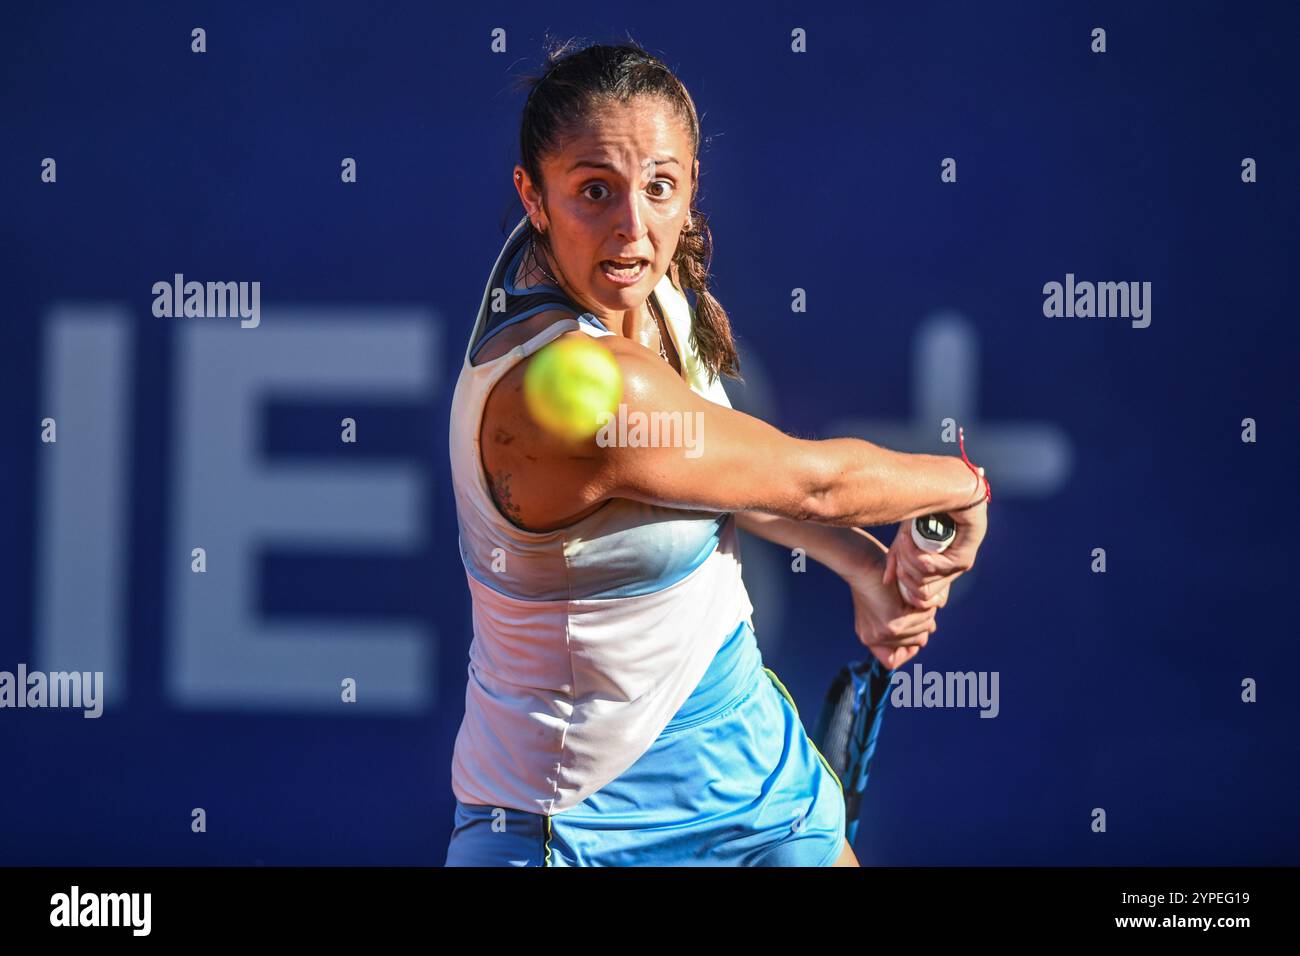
[797, 490, 839, 524]
[793, 457, 838, 523]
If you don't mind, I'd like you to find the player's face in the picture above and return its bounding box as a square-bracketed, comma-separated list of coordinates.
[525, 97, 697, 318]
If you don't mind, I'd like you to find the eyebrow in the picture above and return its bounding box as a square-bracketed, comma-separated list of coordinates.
[568, 157, 682, 174]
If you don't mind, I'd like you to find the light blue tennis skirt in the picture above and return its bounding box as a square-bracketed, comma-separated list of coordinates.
[444, 618, 847, 866]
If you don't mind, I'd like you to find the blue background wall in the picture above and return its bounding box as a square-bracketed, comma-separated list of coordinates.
[2, 1, 1297, 865]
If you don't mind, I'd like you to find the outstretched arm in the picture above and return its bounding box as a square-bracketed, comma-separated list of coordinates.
[484, 331, 988, 530]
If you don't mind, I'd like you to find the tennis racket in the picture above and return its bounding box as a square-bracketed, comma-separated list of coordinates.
[812, 513, 958, 847]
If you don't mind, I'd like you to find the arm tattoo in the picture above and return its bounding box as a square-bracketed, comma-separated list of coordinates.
[489, 470, 524, 525]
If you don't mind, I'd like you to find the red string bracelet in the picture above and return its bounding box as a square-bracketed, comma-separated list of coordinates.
[957, 426, 991, 503]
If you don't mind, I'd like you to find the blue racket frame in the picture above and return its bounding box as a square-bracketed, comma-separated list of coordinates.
[810, 658, 896, 846]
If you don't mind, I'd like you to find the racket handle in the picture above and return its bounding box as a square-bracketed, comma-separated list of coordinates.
[898, 514, 957, 602]
[911, 513, 957, 552]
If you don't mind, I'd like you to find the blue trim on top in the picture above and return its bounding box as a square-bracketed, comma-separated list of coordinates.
[468, 228, 613, 360]
[468, 309, 611, 362]
[502, 237, 561, 296]
[499, 231, 613, 332]
[469, 306, 570, 361]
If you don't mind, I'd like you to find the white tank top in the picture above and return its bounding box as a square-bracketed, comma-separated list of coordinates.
[448, 218, 755, 815]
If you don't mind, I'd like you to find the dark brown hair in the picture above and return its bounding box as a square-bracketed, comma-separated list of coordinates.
[506, 37, 741, 383]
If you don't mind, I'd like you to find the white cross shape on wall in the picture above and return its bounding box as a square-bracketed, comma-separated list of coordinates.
[824, 311, 1073, 497]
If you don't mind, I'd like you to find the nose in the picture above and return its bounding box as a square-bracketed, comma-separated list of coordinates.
[613, 187, 647, 243]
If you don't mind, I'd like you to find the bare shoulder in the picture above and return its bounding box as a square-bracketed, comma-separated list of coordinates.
[478, 315, 608, 530]
[477, 321, 692, 530]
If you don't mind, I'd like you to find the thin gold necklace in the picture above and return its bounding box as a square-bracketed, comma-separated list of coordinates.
[647, 298, 672, 365]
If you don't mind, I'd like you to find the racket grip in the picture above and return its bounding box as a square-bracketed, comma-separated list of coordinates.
[897, 514, 957, 602]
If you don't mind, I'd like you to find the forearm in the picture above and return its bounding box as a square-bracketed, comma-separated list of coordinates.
[802, 438, 982, 526]
[735, 510, 886, 580]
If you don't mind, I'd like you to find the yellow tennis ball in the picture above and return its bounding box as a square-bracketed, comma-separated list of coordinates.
[523, 335, 623, 441]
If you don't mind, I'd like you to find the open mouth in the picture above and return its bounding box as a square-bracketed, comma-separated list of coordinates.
[600, 258, 649, 281]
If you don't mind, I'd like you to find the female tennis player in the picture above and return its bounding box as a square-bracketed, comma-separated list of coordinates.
[444, 40, 990, 867]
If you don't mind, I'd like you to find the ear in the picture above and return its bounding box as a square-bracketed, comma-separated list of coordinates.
[514, 165, 543, 221]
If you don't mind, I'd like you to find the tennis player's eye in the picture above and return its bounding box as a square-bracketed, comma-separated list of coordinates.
[583, 184, 610, 201]
[647, 179, 675, 199]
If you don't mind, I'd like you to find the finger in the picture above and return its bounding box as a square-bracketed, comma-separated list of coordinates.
[863, 624, 932, 658]
[898, 572, 945, 610]
[857, 603, 933, 643]
[909, 572, 962, 609]
[866, 632, 930, 654]
[872, 646, 897, 668]
[890, 632, 930, 650]
[887, 603, 937, 636]
[875, 630, 931, 649]
[868, 642, 903, 668]
[897, 578, 918, 607]
[893, 560, 931, 605]
[882, 549, 896, 587]
[897, 558, 961, 597]
[886, 645, 922, 668]
[885, 645, 912, 668]
[893, 554, 937, 593]
[903, 549, 966, 580]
